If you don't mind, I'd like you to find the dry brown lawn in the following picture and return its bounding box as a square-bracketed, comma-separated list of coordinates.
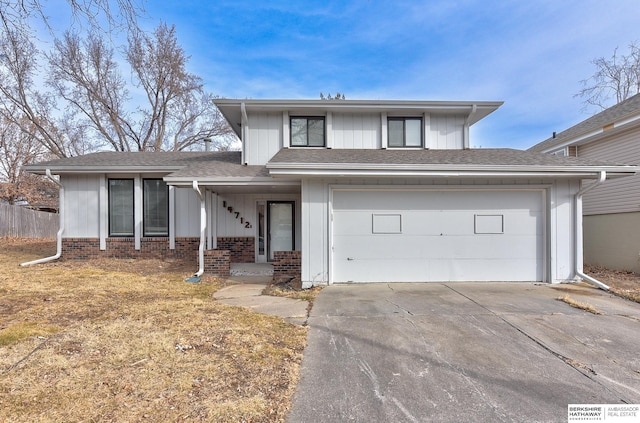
[0, 238, 307, 422]
[585, 264, 640, 303]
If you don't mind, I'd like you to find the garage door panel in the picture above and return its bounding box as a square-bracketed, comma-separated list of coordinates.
[332, 189, 544, 283]
[334, 190, 542, 212]
[428, 258, 542, 281]
[334, 210, 542, 237]
[334, 235, 540, 260]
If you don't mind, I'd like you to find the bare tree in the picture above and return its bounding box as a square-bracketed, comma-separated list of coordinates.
[0, 27, 80, 157]
[576, 42, 640, 112]
[0, 0, 144, 37]
[0, 116, 57, 206]
[45, 23, 233, 152]
[1, 17, 234, 156]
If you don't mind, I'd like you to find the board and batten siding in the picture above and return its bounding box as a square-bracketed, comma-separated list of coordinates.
[61, 174, 101, 237]
[245, 112, 283, 165]
[243, 111, 469, 165]
[579, 128, 640, 215]
[214, 192, 301, 249]
[174, 187, 201, 237]
[331, 113, 380, 149]
[427, 114, 465, 149]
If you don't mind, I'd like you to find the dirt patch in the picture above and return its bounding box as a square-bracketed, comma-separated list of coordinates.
[585, 264, 640, 303]
[0, 238, 307, 422]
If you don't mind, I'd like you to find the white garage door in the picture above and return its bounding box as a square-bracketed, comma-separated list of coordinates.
[332, 189, 544, 283]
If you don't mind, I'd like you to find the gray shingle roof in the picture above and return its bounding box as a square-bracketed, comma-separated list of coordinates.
[528, 92, 640, 152]
[25, 151, 233, 170]
[25, 148, 638, 181]
[267, 148, 633, 168]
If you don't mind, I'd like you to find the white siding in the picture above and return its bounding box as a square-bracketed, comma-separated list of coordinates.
[579, 128, 640, 215]
[174, 187, 201, 237]
[215, 192, 301, 250]
[244, 111, 470, 162]
[549, 179, 579, 282]
[428, 114, 465, 149]
[332, 113, 380, 149]
[245, 112, 283, 165]
[62, 174, 100, 237]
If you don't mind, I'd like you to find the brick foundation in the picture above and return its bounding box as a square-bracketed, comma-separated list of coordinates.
[61, 237, 240, 278]
[61, 238, 101, 260]
[61, 237, 200, 261]
[216, 237, 255, 263]
[272, 250, 301, 283]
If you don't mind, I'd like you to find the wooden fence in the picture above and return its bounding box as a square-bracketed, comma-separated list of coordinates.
[0, 203, 59, 238]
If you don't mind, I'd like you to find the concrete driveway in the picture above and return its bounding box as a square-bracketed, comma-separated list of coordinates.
[287, 283, 640, 423]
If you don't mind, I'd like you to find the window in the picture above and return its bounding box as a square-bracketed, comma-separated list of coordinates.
[291, 117, 325, 146]
[109, 179, 134, 236]
[388, 117, 423, 147]
[551, 148, 567, 157]
[143, 179, 169, 236]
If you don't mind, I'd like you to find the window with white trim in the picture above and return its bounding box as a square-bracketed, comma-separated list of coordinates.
[108, 179, 134, 236]
[291, 116, 325, 146]
[388, 117, 423, 147]
[143, 179, 169, 236]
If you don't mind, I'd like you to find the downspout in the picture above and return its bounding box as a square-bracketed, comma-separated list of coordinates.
[574, 171, 609, 290]
[21, 169, 63, 266]
[463, 104, 477, 149]
[187, 180, 206, 281]
[241, 102, 248, 165]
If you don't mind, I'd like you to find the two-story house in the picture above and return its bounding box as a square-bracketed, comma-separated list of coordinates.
[23, 99, 637, 288]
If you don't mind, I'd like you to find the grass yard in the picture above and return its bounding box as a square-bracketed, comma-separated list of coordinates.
[0, 238, 307, 422]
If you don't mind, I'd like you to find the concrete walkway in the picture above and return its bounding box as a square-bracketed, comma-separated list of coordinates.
[213, 275, 310, 325]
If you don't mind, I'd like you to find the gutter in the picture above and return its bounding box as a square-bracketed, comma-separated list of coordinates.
[574, 171, 609, 290]
[187, 180, 206, 281]
[21, 169, 64, 266]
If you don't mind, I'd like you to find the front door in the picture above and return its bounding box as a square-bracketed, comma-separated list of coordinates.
[267, 201, 295, 261]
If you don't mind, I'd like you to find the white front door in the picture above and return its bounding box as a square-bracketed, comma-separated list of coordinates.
[268, 201, 294, 261]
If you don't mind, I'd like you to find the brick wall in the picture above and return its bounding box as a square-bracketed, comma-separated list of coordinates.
[61, 238, 101, 260]
[204, 249, 230, 277]
[61, 237, 200, 260]
[272, 250, 301, 283]
[216, 237, 255, 263]
[61, 237, 244, 279]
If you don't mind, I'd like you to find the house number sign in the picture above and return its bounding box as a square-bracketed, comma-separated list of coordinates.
[222, 201, 252, 228]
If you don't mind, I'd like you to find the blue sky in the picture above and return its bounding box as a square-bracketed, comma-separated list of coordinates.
[47, 1, 640, 149]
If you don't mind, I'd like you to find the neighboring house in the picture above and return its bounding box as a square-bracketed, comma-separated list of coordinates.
[529, 93, 640, 274]
[24, 99, 637, 288]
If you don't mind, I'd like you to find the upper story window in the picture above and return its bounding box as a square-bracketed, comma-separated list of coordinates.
[388, 117, 423, 148]
[291, 117, 325, 147]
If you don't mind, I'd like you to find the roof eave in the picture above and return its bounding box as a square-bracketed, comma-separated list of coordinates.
[266, 163, 638, 178]
[23, 165, 184, 174]
[163, 176, 300, 186]
[535, 117, 640, 153]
